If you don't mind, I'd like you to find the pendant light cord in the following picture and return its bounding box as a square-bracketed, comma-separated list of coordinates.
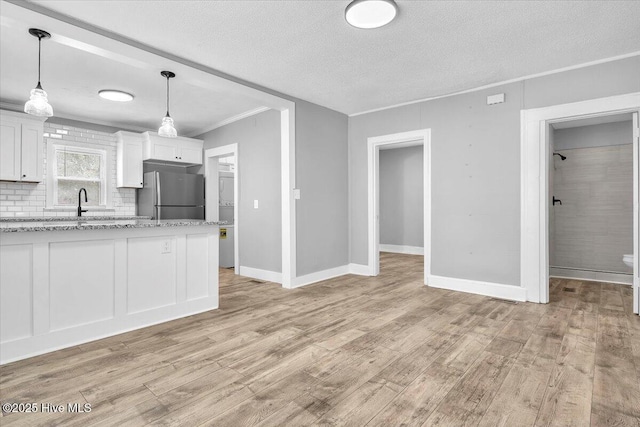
[165, 75, 170, 117]
[36, 35, 42, 88]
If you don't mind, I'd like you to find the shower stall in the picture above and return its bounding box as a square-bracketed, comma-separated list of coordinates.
[549, 115, 634, 284]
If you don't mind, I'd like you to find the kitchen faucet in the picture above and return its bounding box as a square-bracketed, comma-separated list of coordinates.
[77, 188, 88, 217]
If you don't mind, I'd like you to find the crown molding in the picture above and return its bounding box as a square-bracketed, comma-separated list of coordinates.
[350, 51, 640, 117]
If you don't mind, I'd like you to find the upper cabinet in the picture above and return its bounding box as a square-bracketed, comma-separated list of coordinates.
[142, 131, 203, 165]
[0, 110, 44, 183]
[115, 131, 144, 188]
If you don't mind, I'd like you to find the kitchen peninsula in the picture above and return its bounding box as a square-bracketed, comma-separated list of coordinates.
[0, 217, 222, 364]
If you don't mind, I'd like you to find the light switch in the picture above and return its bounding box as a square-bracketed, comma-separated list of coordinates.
[253, 200, 259, 209]
[293, 189, 301, 200]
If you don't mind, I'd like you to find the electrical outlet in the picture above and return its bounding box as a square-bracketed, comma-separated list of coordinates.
[161, 239, 171, 253]
[253, 200, 259, 209]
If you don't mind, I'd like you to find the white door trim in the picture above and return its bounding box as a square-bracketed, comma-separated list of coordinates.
[367, 129, 431, 284]
[203, 106, 296, 288]
[520, 92, 640, 310]
[633, 111, 639, 314]
[205, 144, 240, 274]
[281, 109, 296, 288]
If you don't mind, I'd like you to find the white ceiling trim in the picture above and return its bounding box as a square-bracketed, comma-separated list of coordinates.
[185, 106, 270, 138]
[349, 50, 640, 118]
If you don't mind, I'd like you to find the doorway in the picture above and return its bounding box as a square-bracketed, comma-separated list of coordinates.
[520, 93, 640, 314]
[548, 114, 634, 285]
[205, 144, 239, 275]
[367, 129, 431, 284]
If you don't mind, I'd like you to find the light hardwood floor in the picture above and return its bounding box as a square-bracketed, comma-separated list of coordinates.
[1, 252, 639, 426]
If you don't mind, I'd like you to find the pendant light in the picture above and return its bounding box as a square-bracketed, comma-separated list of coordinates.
[345, 0, 398, 29]
[158, 70, 177, 138]
[24, 28, 53, 117]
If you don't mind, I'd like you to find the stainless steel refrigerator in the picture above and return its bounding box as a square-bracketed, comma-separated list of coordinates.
[137, 171, 205, 219]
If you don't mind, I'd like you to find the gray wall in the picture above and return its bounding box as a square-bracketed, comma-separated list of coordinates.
[348, 55, 640, 286]
[551, 122, 633, 273]
[198, 99, 349, 278]
[379, 146, 424, 247]
[199, 109, 282, 273]
[295, 100, 349, 276]
[554, 121, 634, 150]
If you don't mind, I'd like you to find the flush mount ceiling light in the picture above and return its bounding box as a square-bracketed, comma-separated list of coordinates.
[24, 28, 53, 117]
[158, 70, 177, 138]
[98, 89, 134, 102]
[345, 0, 398, 29]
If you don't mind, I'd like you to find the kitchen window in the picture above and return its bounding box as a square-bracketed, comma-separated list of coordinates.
[47, 143, 109, 208]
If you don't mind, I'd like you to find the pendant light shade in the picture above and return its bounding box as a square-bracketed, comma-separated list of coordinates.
[158, 71, 177, 138]
[159, 115, 177, 138]
[24, 28, 53, 117]
[345, 0, 398, 29]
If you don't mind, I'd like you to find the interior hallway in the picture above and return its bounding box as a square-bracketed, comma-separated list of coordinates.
[0, 253, 639, 426]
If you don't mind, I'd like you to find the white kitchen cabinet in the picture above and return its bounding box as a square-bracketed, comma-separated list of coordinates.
[179, 140, 204, 164]
[115, 131, 144, 188]
[142, 131, 203, 165]
[0, 224, 219, 364]
[0, 110, 44, 182]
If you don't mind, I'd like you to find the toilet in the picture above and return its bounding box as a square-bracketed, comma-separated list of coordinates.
[623, 254, 634, 268]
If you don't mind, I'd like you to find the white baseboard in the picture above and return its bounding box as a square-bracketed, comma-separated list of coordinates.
[292, 265, 350, 288]
[379, 244, 424, 255]
[348, 263, 371, 276]
[428, 274, 527, 302]
[239, 266, 282, 284]
[549, 267, 633, 285]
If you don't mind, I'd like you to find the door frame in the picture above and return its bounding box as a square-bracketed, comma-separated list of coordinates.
[367, 129, 431, 284]
[520, 92, 640, 313]
[205, 144, 239, 275]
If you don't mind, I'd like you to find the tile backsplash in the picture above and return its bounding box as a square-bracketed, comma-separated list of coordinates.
[0, 121, 136, 218]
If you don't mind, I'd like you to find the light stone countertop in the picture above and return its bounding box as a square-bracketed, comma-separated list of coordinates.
[0, 216, 150, 222]
[0, 217, 226, 233]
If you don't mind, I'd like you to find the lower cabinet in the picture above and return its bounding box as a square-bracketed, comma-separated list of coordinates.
[0, 225, 219, 364]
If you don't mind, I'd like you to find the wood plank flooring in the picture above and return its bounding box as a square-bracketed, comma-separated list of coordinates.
[1, 252, 639, 426]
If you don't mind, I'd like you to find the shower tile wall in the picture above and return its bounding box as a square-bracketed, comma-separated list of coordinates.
[551, 141, 633, 274]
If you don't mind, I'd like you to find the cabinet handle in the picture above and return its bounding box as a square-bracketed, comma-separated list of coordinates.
[22, 174, 26, 177]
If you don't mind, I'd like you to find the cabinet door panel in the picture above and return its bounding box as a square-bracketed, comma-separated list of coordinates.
[179, 140, 203, 164]
[151, 141, 178, 161]
[20, 122, 43, 182]
[124, 140, 143, 187]
[0, 120, 21, 181]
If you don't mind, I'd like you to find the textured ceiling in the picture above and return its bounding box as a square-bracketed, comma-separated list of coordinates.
[26, 0, 640, 115]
